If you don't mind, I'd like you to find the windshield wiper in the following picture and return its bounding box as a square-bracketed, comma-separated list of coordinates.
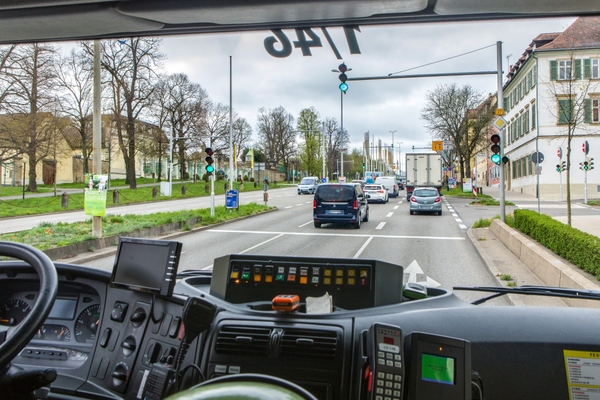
[177, 270, 212, 278]
[453, 285, 600, 305]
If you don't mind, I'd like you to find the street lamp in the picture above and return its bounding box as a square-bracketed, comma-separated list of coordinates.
[390, 131, 397, 171]
[397, 141, 403, 175]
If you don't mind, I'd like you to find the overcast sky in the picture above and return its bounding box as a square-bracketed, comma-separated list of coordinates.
[79, 17, 578, 157]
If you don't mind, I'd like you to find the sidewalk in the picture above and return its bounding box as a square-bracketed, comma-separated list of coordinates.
[466, 186, 600, 307]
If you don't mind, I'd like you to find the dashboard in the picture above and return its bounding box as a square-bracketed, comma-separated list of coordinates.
[2, 253, 600, 400]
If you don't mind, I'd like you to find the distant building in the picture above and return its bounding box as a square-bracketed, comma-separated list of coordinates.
[498, 16, 600, 200]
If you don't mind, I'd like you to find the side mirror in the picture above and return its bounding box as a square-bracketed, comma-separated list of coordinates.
[365, 194, 370, 199]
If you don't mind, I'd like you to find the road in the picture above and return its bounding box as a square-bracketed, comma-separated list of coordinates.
[78, 187, 510, 305]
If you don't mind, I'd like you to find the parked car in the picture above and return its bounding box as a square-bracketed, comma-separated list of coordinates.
[409, 187, 443, 215]
[375, 176, 399, 198]
[313, 183, 369, 228]
[364, 184, 388, 203]
[297, 176, 319, 194]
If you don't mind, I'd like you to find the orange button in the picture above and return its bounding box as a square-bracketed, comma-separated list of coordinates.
[300, 276, 308, 284]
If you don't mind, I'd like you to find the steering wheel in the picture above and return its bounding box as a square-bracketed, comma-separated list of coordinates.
[166, 373, 318, 400]
[0, 241, 58, 370]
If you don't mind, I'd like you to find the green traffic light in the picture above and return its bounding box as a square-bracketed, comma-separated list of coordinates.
[339, 82, 348, 92]
[491, 154, 501, 165]
[206, 165, 214, 173]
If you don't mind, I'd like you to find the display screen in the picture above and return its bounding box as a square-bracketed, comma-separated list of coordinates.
[421, 353, 455, 385]
[48, 297, 77, 320]
[110, 238, 182, 297]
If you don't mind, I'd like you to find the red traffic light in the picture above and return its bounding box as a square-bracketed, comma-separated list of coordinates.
[206, 147, 214, 156]
[491, 134, 500, 144]
[557, 148, 562, 158]
[338, 63, 347, 73]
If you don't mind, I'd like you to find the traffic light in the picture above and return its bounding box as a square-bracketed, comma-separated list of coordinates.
[562, 161, 566, 171]
[589, 158, 594, 170]
[584, 160, 589, 171]
[338, 63, 348, 93]
[490, 134, 501, 165]
[579, 162, 584, 170]
[556, 164, 561, 173]
[205, 148, 214, 174]
[502, 156, 510, 165]
[583, 140, 590, 155]
[362, 162, 365, 170]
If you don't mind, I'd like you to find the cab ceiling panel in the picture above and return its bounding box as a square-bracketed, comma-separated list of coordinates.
[0, 0, 598, 45]
[0, 3, 163, 44]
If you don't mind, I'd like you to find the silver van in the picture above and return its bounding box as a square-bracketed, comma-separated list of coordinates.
[298, 176, 319, 194]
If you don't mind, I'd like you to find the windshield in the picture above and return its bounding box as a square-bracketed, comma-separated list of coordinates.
[300, 178, 316, 185]
[315, 185, 355, 202]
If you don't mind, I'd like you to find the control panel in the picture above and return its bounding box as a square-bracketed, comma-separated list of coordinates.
[210, 254, 405, 310]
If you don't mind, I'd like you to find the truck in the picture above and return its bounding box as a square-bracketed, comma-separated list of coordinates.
[405, 152, 443, 200]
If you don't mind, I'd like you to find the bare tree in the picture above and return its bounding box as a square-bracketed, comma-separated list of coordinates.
[85, 38, 165, 189]
[256, 106, 296, 179]
[150, 73, 208, 181]
[2, 44, 59, 192]
[0, 44, 17, 164]
[296, 107, 321, 176]
[322, 116, 348, 180]
[196, 102, 231, 172]
[421, 83, 493, 182]
[55, 48, 94, 174]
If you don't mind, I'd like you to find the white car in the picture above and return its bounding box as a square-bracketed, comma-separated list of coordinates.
[364, 184, 389, 203]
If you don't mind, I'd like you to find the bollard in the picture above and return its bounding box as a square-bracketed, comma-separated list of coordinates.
[113, 189, 119, 204]
[240, 183, 244, 191]
[263, 191, 268, 205]
[224, 183, 228, 192]
[61, 192, 68, 208]
[182, 185, 187, 195]
[205, 184, 209, 194]
[152, 186, 158, 198]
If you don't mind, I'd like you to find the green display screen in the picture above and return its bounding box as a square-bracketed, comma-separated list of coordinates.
[421, 353, 455, 385]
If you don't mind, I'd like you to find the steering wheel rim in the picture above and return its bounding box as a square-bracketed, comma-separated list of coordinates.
[0, 241, 58, 369]
[167, 373, 318, 400]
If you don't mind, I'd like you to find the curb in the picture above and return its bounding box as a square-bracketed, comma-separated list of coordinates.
[58, 208, 278, 265]
[490, 219, 600, 308]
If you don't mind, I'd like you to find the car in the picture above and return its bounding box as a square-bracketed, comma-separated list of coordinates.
[363, 184, 388, 203]
[374, 176, 399, 198]
[409, 187, 443, 215]
[297, 176, 319, 195]
[397, 180, 405, 190]
[350, 179, 366, 189]
[313, 183, 369, 228]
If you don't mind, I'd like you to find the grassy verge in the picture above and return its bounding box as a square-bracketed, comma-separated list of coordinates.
[472, 213, 515, 228]
[441, 187, 515, 206]
[0, 203, 273, 251]
[0, 179, 278, 218]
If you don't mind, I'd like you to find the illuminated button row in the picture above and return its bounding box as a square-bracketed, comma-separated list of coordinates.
[229, 264, 370, 287]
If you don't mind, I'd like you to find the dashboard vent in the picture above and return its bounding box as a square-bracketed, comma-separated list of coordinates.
[215, 325, 271, 356]
[280, 329, 338, 360]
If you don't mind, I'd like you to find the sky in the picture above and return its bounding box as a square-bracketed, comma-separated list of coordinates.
[65, 16, 578, 158]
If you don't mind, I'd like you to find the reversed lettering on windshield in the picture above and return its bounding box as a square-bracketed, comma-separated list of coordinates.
[264, 26, 361, 59]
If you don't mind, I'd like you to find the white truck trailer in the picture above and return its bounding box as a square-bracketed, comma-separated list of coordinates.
[405, 153, 443, 200]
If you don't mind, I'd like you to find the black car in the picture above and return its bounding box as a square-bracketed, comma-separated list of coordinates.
[313, 183, 369, 228]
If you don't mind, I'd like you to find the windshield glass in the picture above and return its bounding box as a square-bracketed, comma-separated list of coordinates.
[300, 178, 315, 185]
[315, 185, 355, 202]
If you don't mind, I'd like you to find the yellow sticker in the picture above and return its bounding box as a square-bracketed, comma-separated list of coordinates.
[564, 350, 600, 399]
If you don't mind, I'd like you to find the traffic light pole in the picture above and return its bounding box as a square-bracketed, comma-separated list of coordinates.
[496, 41, 506, 222]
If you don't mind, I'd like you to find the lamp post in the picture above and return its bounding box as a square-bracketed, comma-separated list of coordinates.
[389, 130, 397, 171]
[397, 141, 403, 176]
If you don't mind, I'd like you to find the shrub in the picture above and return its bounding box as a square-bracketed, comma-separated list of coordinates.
[514, 209, 600, 278]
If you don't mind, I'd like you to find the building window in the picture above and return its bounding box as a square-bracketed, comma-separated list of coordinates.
[592, 99, 599, 123]
[593, 59, 600, 79]
[559, 60, 572, 80]
[558, 98, 574, 124]
[531, 103, 536, 129]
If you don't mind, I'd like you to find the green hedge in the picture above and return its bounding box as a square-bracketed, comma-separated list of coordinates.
[514, 209, 600, 279]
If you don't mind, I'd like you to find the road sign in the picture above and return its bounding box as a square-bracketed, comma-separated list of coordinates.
[493, 117, 507, 129]
[557, 148, 562, 159]
[432, 141, 443, 151]
[531, 152, 545, 164]
[225, 190, 239, 209]
[495, 108, 504, 116]
[443, 140, 453, 150]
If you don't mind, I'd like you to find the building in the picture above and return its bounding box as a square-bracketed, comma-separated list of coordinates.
[499, 16, 600, 200]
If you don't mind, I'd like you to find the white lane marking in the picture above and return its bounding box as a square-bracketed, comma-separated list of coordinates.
[393, 205, 399, 210]
[296, 203, 304, 206]
[386, 212, 394, 218]
[376, 222, 386, 229]
[284, 206, 293, 209]
[353, 236, 374, 258]
[459, 224, 467, 229]
[239, 234, 285, 254]
[298, 220, 313, 227]
[208, 229, 465, 241]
